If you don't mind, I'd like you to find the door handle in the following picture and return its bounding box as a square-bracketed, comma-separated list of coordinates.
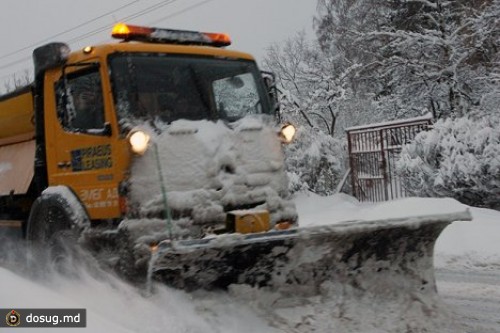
[57, 161, 72, 169]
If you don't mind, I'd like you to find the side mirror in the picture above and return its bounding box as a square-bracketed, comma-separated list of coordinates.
[261, 71, 280, 119]
[33, 43, 70, 76]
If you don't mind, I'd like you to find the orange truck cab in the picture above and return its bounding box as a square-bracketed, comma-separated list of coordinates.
[0, 23, 297, 247]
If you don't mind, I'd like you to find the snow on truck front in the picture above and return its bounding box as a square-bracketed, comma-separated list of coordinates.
[109, 50, 297, 238]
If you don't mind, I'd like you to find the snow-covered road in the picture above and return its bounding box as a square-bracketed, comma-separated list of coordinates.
[0, 192, 499, 332]
[295, 193, 500, 333]
[437, 268, 500, 333]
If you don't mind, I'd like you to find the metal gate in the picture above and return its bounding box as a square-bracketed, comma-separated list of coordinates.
[346, 114, 432, 202]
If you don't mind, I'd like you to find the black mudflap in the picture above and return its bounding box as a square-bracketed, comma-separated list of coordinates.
[150, 211, 471, 296]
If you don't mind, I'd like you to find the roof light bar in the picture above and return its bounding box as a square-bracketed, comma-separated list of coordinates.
[112, 23, 153, 39]
[111, 23, 231, 47]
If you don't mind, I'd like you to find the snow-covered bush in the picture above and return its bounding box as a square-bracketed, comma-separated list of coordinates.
[284, 127, 347, 195]
[397, 117, 500, 209]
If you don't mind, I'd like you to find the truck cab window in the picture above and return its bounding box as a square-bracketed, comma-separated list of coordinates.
[109, 54, 272, 130]
[55, 69, 105, 132]
[213, 73, 261, 120]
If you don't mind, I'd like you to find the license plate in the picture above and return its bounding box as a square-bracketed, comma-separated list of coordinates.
[226, 210, 270, 234]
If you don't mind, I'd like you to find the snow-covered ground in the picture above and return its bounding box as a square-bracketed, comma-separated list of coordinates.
[1, 192, 499, 332]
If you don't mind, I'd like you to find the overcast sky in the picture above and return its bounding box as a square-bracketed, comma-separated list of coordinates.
[0, 0, 317, 88]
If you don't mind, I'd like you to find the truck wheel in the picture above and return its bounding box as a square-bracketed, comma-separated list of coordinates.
[26, 188, 89, 271]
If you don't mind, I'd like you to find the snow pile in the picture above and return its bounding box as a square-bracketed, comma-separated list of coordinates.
[295, 192, 470, 226]
[1, 193, 499, 332]
[295, 192, 500, 269]
[128, 117, 297, 235]
[397, 116, 500, 209]
[0, 264, 276, 333]
[435, 206, 500, 270]
[227, 283, 460, 333]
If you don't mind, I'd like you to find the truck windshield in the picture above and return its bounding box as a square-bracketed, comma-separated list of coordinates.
[109, 54, 272, 129]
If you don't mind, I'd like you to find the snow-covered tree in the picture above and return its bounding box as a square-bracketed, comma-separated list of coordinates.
[314, 0, 500, 120]
[284, 127, 346, 195]
[265, 32, 316, 130]
[397, 116, 500, 208]
[265, 0, 499, 196]
[2, 69, 32, 93]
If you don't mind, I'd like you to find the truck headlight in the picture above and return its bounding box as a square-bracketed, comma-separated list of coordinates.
[279, 123, 296, 144]
[128, 130, 150, 155]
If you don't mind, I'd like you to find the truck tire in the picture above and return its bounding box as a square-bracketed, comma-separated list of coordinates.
[26, 187, 90, 270]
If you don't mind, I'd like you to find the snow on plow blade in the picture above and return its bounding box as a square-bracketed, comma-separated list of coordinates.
[150, 211, 471, 296]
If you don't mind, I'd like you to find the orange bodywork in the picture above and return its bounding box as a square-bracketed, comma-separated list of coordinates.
[39, 42, 254, 220]
[0, 89, 36, 196]
[0, 40, 255, 220]
[0, 89, 34, 143]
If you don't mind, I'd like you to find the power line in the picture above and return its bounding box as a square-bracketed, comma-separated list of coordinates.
[0, 0, 143, 77]
[0, 55, 31, 72]
[90, 0, 220, 45]
[66, 0, 177, 45]
[150, 0, 217, 25]
[0, 0, 219, 80]
[0, 63, 32, 83]
[94, 0, 219, 44]
[0, 0, 177, 77]
[0, 0, 140, 62]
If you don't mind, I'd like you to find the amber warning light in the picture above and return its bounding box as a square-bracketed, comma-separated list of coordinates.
[111, 23, 231, 47]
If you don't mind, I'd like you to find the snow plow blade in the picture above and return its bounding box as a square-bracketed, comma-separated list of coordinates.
[149, 211, 471, 295]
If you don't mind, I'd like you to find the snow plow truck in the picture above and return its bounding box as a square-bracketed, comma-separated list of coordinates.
[0, 23, 470, 299]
